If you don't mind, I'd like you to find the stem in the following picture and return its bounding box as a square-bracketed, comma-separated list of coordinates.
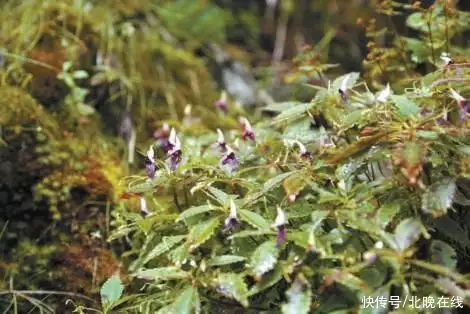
[426, 12, 437, 65]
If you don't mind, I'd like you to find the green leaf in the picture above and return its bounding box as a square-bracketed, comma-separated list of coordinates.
[72, 70, 89, 79]
[281, 279, 311, 314]
[142, 235, 186, 265]
[248, 265, 284, 296]
[250, 240, 278, 278]
[421, 178, 456, 217]
[207, 186, 232, 206]
[172, 285, 198, 314]
[76, 103, 95, 116]
[430, 240, 457, 270]
[134, 267, 187, 281]
[274, 103, 313, 123]
[263, 171, 297, 193]
[239, 209, 271, 230]
[177, 204, 219, 222]
[229, 229, 276, 239]
[128, 181, 153, 193]
[187, 216, 220, 249]
[100, 276, 124, 308]
[391, 95, 420, 118]
[263, 102, 299, 113]
[216, 273, 249, 307]
[416, 131, 438, 139]
[393, 218, 424, 252]
[207, 255, 246, 267]
[377, 202, 400, 228]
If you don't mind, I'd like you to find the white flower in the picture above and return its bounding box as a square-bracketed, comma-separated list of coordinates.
[339, 74, 350, 94]
[376, 83, 391, 103]
[294, 140, 307, 155]
[450, 88, 465, 103]
[168, 128, 181, 153]
[184, 104, 192, 116]
[147, 146, 155, 161]
[217, 128, 225, 145]
[273, 206, 287, 227]
[140, 197, 149, 215]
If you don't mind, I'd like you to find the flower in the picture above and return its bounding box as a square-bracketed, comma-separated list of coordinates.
[273, 206, 288, 247]
[214, 91, 228, 113]
[154, 123, 171, 152]
[338, 74, 350, 102]
[450, 88, 470, 120]
[215, 128, 227, 153]
[440, 53, 454, 66]
[140, 197, 149, 217]
[294, 140, 312, 160]
[167, 128, 182, 171]
[376, 83, 391, 103]
[224, 199, 239, 231]
[239, 116, 255, 141]
[145, 146, 157, 179]
[220, 145, 240, 173]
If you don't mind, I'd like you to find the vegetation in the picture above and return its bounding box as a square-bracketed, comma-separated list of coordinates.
[1, 0, 470, 313]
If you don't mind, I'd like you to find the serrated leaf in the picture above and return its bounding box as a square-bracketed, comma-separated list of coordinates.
[274, 103, 312, 123]
[187, 216, 220, 249]
[216, 273, 249, 307]
[172, 285, 198, 314]
[128, 181, 154, 193]
[377, 202, 400, 228]
[250, 240, 278, 278]
[239, 209, 271, 230]
[229, 229, 276, 239]
[393, 218, 424, 252]
[430, 240, 457, 270]
[391, 95, 420, 118]
[207, 255, 246, 267]
[207, 186, 232, 206]
[263, 102, 299, 113]
[248, 265, 283, 296]
[142, 235, 186, 265]
[134, 267, 187, 281]
[281, 280, 311, 314]
[100, 276, 124, 307]
[177, 205, 219, 222]
[107, 226, 136, 242]
[283, 118, 319, 143]
[422, 178, 456, 217]
[263, 171, 297, 193]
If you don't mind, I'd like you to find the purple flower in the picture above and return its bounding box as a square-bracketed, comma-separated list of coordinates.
[294, 140, 312, 160]
[214, 91, 228, 113]
[239, 117, 255, 141]
[273, 206, 288, 247]
[450, 88, 470, 121]
[220, 145, 239, 173]
[215, 128, 227, 153]
[145, 146, 157, 179]
[154, 123, 171, 152]
[167, 128, 182, 171]
[224, 199, 239, 231]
